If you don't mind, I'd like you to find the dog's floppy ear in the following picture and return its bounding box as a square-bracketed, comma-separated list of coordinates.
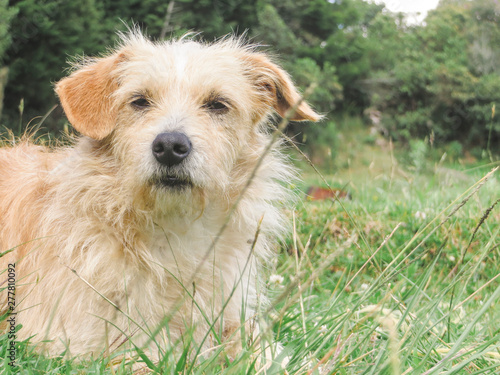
[55, 52, 126, 140]
[243, 53, 321, 122]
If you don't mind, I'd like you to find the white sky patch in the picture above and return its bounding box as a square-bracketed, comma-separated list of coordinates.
[365, 0, 440, 24]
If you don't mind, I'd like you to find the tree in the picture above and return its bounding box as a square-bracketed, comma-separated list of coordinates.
[0, 0, 17, 63]
[0, 1, 17, 117]
[171, 0, 259, 39]
[367, 1, 500, 148]
[2, 0, 107, 131]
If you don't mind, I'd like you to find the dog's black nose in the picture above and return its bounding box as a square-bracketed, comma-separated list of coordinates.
[152, 132, 192, 167]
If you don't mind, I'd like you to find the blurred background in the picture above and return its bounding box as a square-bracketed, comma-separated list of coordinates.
[0, 0, 499, 170]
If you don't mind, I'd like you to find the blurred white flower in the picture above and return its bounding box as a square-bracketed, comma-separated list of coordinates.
[415, 211, 427, 220]
[269, 274, 284, 286]
[319, 325, 328, 335]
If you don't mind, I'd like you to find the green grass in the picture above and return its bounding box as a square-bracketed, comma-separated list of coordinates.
[279, 168, 499, 374]
[1, 126, 500, 374]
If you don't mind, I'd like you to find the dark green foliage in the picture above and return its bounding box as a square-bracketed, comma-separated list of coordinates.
[253, 4, 299, 56]
[100, 0, 171, 37]
[0, 0, 16, 117]
[367, 0, 500, 149]
[0, 0, 17, 63]
[173, 0, 259, 39]
[100, 0, 260, 40]
[3, 0, 108, 131]
[285, 58, 342, 114]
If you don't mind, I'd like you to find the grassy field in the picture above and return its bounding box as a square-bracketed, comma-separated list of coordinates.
[275, 127, 500, 374]
[1, 122, 499, 374]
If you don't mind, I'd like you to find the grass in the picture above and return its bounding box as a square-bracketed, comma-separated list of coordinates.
[281, 165, 499, 374]
[1, 121, 499, 374]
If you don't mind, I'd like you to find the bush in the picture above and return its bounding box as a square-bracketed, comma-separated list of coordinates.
[2, 0, 109, 132]
[367, 1, 500, 152]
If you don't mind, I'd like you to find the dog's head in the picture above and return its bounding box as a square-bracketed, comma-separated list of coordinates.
[56, 32, 320, 198]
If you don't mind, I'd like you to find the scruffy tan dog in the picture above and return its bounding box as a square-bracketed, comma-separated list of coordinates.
[0, 31, 319, 362]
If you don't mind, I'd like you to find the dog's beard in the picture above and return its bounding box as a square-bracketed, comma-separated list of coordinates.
[150, 169, 194, 190]
[149, 172, 207, 219]
[152, 173, 193, 189]
[146, 158, 227, 195]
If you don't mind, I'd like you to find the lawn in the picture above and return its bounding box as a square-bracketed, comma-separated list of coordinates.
[1, 123, 499, 374]
[273, 136, 500, 374]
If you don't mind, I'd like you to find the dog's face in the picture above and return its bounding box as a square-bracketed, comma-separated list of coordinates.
[56, 33, 319, 198]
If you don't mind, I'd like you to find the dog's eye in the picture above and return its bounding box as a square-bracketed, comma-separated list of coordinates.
[203, 100, 229, 113]
[131, 97, 151, 109]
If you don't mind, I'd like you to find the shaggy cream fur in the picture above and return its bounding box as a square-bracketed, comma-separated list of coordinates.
[0, 31, 319, 360]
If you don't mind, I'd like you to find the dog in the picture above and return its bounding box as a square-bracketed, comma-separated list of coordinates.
[0, 31, 319, 363]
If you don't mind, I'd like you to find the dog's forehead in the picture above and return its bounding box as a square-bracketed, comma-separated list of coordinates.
[169, 41, 242, 73]
[121, 40, 250, 95]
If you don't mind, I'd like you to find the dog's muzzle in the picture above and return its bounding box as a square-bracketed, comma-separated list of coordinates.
[152, 132, 193, 189]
